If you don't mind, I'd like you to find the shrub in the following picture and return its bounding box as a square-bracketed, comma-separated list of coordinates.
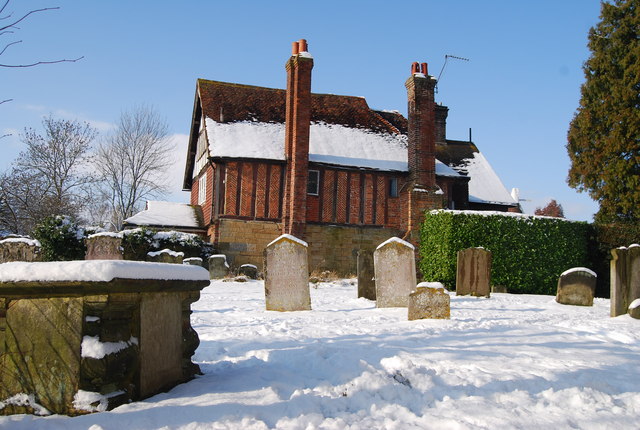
[418, 210, 595, 295]
[32, 215, 86, 261]
[121, 227, 213, 261]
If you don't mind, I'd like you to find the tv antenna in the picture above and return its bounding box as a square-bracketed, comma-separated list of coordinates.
[436, 54, 469, 92]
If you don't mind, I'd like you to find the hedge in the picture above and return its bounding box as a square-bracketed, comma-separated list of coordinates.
[418, 210, 595, 295]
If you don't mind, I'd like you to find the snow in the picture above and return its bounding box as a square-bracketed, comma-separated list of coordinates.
[0, 394, 49, 416]
[457, 151, 518, 205]
[124, 201, 201, 228]
[0, 237, 41, 247]
[73, 390, 125, 413]
[3, 278, 639, 429]
[416, 281, 446, 291]
[561, 267, 597, 278]
[240, 264, 258, 270]
[629, 299, 640, 310]
[205, 118, 462, 176]
[267, 234, 308, 248]
[147, 249, 185, 258]
[81, 336, 138, 359]
[0, 260, 209, 282]
[376, 236, 415, 250]
[87, 232, 123, 239]
[429, 208, 584, 222]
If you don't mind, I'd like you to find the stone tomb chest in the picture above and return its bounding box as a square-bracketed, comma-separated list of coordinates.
[0, 260, 209, 416]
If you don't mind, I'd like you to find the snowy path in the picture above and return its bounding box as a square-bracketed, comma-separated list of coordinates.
[2, 279, 639, 429]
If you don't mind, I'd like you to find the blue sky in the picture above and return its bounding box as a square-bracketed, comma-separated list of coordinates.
[1, 0, 602, 221]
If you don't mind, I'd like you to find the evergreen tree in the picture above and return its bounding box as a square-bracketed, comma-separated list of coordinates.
[567, 0, 640, 223]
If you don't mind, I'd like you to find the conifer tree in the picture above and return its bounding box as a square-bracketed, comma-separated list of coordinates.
[567, 0, 640, 223]
[534, 199, 565, 218]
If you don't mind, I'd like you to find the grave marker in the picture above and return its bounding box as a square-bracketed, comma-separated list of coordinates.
[374, 237, 416, 308]
[264, 235, 311, 312]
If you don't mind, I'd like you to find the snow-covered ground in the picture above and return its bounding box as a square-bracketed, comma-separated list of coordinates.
[2, 279, 639, 429]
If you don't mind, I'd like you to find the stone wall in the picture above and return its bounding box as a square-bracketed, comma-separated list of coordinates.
[215, 218, 399, 275]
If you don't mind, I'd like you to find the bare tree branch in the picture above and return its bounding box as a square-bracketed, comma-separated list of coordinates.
[0, 55, 84, 68]
[0, 4, 60, 33]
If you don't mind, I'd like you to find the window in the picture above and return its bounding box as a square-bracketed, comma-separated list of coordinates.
[389, 178, 398, 197]
[198, 172, 207, 204]
[307, 170, 320, 195]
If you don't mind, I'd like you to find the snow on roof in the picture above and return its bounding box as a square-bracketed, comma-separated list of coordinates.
[206, 118, 462, 176]
[88, 232, 123, 239]
[124, 201, 201, 228]
[459, 152, 517, 205]
[0, 260, 209, 282]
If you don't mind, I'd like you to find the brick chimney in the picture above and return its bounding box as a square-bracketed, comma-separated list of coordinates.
[435, 104, 449, 145]
[404, 62, 442, 243]
[283, 39, 313, 238]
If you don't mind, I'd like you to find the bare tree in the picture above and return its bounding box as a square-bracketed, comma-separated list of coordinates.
[97, 106, 172, 230]
[0, 116, 97, 234]
[0, 0, 82, 68]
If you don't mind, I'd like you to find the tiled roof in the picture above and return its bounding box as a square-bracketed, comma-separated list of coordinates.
[198, 79, 400, 134]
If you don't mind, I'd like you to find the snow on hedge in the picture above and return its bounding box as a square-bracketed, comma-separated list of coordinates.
[124, 201, 201, 228]
[0, 260, 209, 282]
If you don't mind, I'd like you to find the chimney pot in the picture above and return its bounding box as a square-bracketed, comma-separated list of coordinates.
[298, 39, 308, 52]
[292, 41, 300, 55]
[421, 62, 428, 75]
[411, 62, 419, 75]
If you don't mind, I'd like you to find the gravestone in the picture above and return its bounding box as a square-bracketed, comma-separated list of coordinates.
[408, 282, 451, 320]
[183, 257, 203, 266]
[357, 249, 375, 300]
[556, 267, 597, 306]
[0, 237, 41, 263]
[264, 234, 311, 312]
[0, 260, 208, 416]
[456, 247, 491, 297]
[374, 237, 416, 308]
[85, 232, 123, 260]
[147, 249, 184, 264]
[238, 264, 258, 279]
[208, 254, 229, 279]
[610, 244, 640, 317]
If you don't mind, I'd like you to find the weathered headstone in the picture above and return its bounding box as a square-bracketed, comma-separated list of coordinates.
[264, 234, 311, 312]
[374, 237, 416, 308]
[556, 267, 597, 306]
[0, 260, 209, 416]
[610, 244, 640, 317]
[208, 254, 229, 279]
[629, 298, 640, 319]
[183, 257, 203, 266]
[456, 247, 491, 297]
[491, 285, 508, 293]
[147, 249, 184, 264]
[357, 249, 375, 300]
[408, 282, 451, 320]
[238, 264, 258, 279]
[0, 237, 41, 263]
[85, 232, 123, 260]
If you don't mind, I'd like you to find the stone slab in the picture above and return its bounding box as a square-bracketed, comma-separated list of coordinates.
[264, 235, 310, 312]
[374, 238, 416, 308]
[456, 248, 491, 297]
[357, 249, 375, 300]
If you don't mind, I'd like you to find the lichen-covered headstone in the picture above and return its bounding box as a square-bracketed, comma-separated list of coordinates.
[408, 282, 451, 320]
[0, 237, 41, 263]
[183, 257, 203, 267]
[456, 247, 491, 297]
[556, 267, 597, 306]
[85, 232, 123, 260]
[374, 237, 416, 308]
[264, 234, 310, 312]
[610, 244, 640, 317]
[357, 249, 375, 300]
[208, 254, 229, 279]
[147, 249, 184, 264]
[238, 264, 258, 280]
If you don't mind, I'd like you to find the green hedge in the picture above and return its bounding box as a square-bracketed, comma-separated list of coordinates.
[418, 210, 595, 295]
[121, 227, 214, 261]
